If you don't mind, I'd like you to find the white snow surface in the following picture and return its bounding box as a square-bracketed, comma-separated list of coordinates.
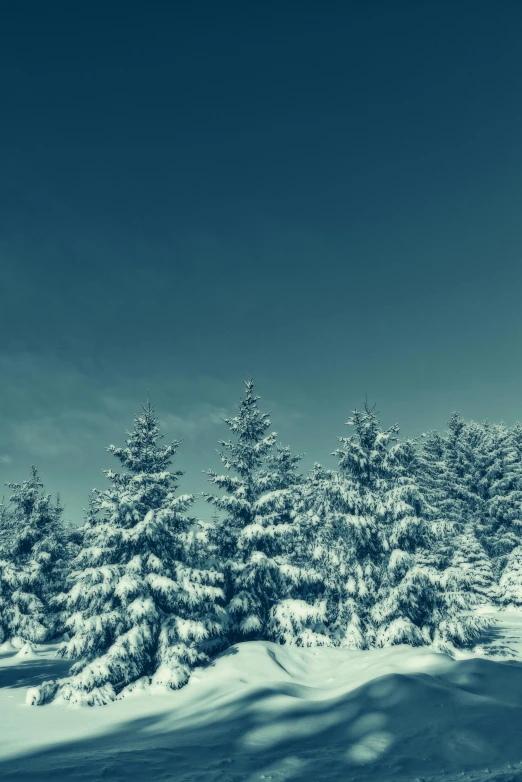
[1, 609, 522, 781]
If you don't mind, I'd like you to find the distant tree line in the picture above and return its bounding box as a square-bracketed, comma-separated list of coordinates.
[1, 380, 521, 707]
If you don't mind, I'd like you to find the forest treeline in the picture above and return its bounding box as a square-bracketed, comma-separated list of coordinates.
[1, 380, 521, 706]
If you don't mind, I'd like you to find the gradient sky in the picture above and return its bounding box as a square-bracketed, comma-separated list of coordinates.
[1, 1, 522, 524]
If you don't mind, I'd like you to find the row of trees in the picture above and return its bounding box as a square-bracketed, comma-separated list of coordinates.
[1, 381, 521, 707]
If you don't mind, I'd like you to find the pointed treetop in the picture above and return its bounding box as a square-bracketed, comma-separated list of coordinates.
[345, 399, 399, 452]
[106, 400, 182, 476]
[448, 412, 465, 439]
[220, 379, 275, 445]
[6, 466, 45, 517]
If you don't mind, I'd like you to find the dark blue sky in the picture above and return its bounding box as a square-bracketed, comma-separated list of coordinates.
[1, 1, 522, 523]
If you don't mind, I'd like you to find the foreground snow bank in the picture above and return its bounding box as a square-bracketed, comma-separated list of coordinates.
[2, 612, 522, 781]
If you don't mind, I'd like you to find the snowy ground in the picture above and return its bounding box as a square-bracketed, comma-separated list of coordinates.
[2, 611, 522, 782]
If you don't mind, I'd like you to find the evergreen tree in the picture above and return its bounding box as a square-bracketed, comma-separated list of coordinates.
[416, 423, 498, 604]
[334, 404, 432, 647]
[443, 414, 481, 534]
[0, 497, 14, 554]
[294, 463, 372, 648]
[0, 467, 65, 644]
[440, 418, 522, 587]
[263, 453, 327, 647]
[481, 422, 522, 577]
[0, 499, 12, 645]
[450, 521, 498, 605]
[204, 380, 319, 645]
[29, 403, 225, 707]
[333, 403, 487, 650]
[499, 545, 522, 607]
[414, 430, 459, 571]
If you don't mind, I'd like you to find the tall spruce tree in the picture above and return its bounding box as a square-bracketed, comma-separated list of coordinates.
[443, 414, 481, 534]
[295, 463, 372, 648]
[0, 498, 12, 645]
[481, 422, 522, 578]
[414, 430, 459, 571]
[0, 467, 64, 644]
[334, 404, 433, 647]
[29, 403, 225, 707]
[262, 449, 327, 646]
[332, 403, 488, 650]
[0, 497, 14, 555]
[204, 380, 319, 645]
[415, 424, 498, 604]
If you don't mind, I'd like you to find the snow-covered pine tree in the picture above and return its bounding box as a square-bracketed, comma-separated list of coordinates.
[498, 544, 522, 607]
[0, 496, 14, 554]
[333, 403, 431, 647]
[414, 430, 459, 571]
[294, 462, 372, 649]
[0, 498, 12, 645]
[260, 445, 328, 646]
[443, 414, 482, 535]
[0, 467, 65, 644]
[450, 521, 497, 606]
[0, 575, 6, 646]
[29, 402, 225, 707]
[204, 380, 321, 645]
[414, 425, 497, 605]
[52, 500, 94, 641]
[481, 422, 522, 578]
[334, 403, 488, 651]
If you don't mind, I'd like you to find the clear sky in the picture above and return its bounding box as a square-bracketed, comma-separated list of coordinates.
[1, 1, 522, 524]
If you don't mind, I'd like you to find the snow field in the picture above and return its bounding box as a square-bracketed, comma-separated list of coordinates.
[2, 611, 522, 782]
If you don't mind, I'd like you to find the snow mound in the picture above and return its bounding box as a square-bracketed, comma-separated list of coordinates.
[15, 642, 39, 659]
[0, 639, 17, 653]
[9, 636, 29, 649]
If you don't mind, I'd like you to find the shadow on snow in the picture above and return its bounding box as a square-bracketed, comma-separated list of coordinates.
[0, 657, 72, 690]
[3, 657, 522, 782]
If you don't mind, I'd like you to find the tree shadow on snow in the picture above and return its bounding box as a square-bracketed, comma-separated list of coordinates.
[473, 618, 519, 658]
[0, 658, 72, 690]
[2, 666, 522, 782]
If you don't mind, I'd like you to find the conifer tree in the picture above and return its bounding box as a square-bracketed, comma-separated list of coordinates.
[481, 422, 522, 577]
[499, 544, 522, 607]
[0, 499, 12, 644]
[29, 403, 225, 707]
[0, 497, 14, 554]
[443, 414, 481, 533]
[0, 578, 7, 646]
[333, 403, 433, 647]
[450, 521, 498, 605]
[204, 381, 318, 645]
[295, 463, 371, 648]
[332, 403, 487, 650]
[0, 467, 65, 644]
[262, 450, 327, 646]
[414, 430, 458, 571]
[440, 418, 522, 587]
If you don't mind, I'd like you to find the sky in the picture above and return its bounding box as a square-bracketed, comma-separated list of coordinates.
[1, 1, 522, 524]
